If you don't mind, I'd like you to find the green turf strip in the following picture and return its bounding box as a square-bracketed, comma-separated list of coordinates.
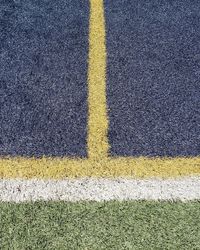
[0, 201, 200, 250]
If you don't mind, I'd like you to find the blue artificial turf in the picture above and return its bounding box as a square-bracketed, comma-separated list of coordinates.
[105, 0, 200, 157]
[0, 0, 89, 157]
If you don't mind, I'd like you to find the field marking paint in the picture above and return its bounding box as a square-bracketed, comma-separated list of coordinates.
[0, 157, 200, 178]
[88, 0, 109, 159]
[0, 0, 199, 179]
[1, 177, 200, 202]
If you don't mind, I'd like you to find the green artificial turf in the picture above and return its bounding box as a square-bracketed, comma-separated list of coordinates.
[0, 201, 200, 250]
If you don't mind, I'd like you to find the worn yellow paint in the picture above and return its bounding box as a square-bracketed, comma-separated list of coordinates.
[0, 0, 199, 179]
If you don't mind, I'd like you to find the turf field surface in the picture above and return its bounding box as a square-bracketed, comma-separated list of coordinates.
[0, 0, 200, 248]
[0, 0, 89, 157]
[0, 0, 199, 179]
[1, 201, 200, 250]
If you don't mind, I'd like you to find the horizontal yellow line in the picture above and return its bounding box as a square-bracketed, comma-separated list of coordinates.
[0, 157, 199, 178]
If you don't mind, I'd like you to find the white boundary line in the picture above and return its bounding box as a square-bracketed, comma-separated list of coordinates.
[0, 177, 200, 202]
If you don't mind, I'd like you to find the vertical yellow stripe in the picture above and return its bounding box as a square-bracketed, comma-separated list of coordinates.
[88, 0, 109, 159]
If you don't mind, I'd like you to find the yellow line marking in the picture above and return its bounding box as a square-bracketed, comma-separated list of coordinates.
[0, 157, 200, 178]
[0, 0, 199, 179]
[88, 0, 109, 159]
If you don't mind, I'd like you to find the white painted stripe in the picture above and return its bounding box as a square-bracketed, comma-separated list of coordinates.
[0, 177, 200, 202]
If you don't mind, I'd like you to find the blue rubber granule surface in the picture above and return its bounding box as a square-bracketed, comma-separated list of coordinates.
[0, 0, 89, 157]
[105, 0, 200, 157]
